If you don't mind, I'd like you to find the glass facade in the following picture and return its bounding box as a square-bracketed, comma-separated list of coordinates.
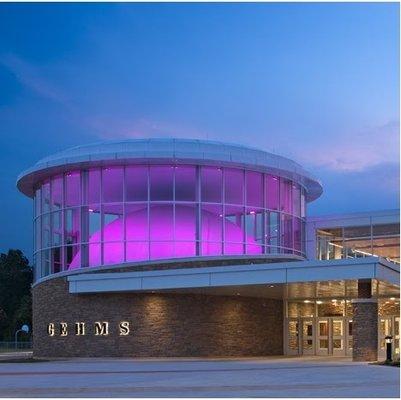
[33, 164, 307, 280]
[316, 217, 400, 264]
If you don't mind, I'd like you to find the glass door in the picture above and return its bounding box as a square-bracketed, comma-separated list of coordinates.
[301, 319, 314, 355]
[332, 319, 345, 356]
[317, 319, 329, 355]
[394, 317, 400, 359]
[378, 317, 392, 360]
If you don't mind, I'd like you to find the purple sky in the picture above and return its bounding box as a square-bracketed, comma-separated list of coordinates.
[0, 3, 399, 258]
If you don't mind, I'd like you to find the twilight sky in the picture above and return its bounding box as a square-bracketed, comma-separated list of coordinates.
[0, 2, 399, 259]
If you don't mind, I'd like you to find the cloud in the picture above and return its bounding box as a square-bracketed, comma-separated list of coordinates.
[292, 120, 400, 172]
[0, 54, 67, 103]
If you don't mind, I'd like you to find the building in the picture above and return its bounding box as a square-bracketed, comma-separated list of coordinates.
[17, 139, 400, 360]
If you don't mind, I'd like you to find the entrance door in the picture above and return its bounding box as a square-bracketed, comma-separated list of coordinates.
[378, 317, 392, 360]
[332, 319, 346, 356]
[317, 318, 329, 355]
[301, 319, 314, 355]
[378, 317, 400, 360]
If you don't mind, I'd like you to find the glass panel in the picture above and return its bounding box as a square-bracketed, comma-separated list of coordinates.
[41, 214, 51, 249]
[88, 243, 101, 267]
[372, 222, 400, 264]
[175, 204, 196, 258]
[294, 218, 302, 252]
[333, 339, 343, 349]
[42, 249, 50, 276]
[266, 175, 279, 211]
[319, 321, 328, 336]
[102, 167, 123, 203]
[35, 188, 41, 217]
[344, 225, 372, 259]
[51, 175, 63, 211]
[51, 247, 62, 274]
[65, 172, 80, 207]
[316, 228, 343, 260]
[51, 211, 62, 246]
[150, 166, 173, 201]
[88, 206, 101, 237]
[332, 320, 343, 336]
[65, 244, 80, 270]
[126, 166, 148, 201]
[288, 302, 315, 318]
[303, 322, 313, 337]
[126, 204, 148, 241]
[150, 204, 173, 241]
[281, 214, 293, 250]
[224, 168, 244, 205]
[103, 242, 124, 265]
[126, 242, 149, 262]
[201, 204, 222, 255]
[103, 204, 123, 241]
[42, 180, 51, 214]
[317, 300, 345, 317]
[64, 208, 81, 245]
[150, 242, 174, 260]
[319, 339, 328, 349]
[280, 179, 292, 214]
[88, 169, 101, 204]
[292, 183, 301, 217]
[224, 205, 244, 255]
[175, 165, 196, 202]
[245, 208, 263, 254]
[246, 171, 263, 207]
[201, 166, 222, 203]
[301, 188, 306, 218]
[266, 211, 280, 252]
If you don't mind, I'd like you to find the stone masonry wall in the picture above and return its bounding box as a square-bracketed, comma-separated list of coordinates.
[352, 300, 378, 361]
[33, 276, 283, 358]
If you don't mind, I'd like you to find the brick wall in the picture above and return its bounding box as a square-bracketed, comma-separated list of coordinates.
[33, 277, 283, 358]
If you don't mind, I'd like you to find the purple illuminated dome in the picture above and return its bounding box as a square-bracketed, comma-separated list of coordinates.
[17, 138, 322, 281]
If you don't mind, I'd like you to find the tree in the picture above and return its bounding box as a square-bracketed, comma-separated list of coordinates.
[0, 250, 33, 340]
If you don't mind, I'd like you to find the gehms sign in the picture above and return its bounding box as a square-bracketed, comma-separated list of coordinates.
[47, 321, 130, 336]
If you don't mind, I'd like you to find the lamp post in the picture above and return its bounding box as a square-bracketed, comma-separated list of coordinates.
[14, 324, 30, 350]
[385, 335, 393, 363]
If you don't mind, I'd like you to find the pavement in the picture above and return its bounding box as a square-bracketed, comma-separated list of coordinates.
[0, 356, 399, 397]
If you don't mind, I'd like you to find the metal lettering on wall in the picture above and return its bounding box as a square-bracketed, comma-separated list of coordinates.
[47, 322, 130, 336]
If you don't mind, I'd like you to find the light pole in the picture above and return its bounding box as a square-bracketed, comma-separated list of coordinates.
[14, 324, 30, 350]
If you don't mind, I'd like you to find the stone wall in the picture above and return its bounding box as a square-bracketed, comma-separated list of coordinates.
[33, 276, 283, 358]
[352, 300, 378, 361]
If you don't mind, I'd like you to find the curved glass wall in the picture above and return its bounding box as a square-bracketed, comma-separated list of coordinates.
[33, 164, 307, 280]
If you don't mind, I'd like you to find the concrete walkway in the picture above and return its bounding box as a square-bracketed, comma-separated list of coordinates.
[0, 356, 399, 397]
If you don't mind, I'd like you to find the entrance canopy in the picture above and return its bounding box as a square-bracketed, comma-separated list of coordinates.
[68, 257, 399, 299]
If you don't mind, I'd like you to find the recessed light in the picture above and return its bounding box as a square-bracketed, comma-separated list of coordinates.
[390, 297, 396, 301]
[316, 300, 323, 304]
[304, 300, 311, 303]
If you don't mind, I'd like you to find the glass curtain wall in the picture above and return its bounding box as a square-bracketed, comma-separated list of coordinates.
[33, 165, 307, 279]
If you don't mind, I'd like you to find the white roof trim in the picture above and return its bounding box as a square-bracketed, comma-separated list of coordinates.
[67, 257, 399, 294]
